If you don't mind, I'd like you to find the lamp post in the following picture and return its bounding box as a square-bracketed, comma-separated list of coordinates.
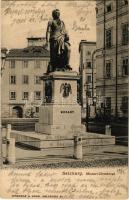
[91, 50, 98, 119]
[84, 83, 90, 132]
[91, 49, 96, 99]
[93, 96, 97, 117]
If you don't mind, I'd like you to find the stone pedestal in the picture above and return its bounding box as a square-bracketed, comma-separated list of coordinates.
[10, 70, 115, 157]
[35, 71, 85, 136]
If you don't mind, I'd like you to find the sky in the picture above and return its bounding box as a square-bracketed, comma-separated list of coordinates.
[2, 1, 96, 71]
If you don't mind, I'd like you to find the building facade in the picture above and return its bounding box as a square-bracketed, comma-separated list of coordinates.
[1, 37, 50, 118]
[79, 40, 96, 118]
[96, 0, 128, 118]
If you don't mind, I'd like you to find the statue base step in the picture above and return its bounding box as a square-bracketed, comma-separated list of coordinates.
[35, 123, 85, 135]
[11, 130, 115, 156]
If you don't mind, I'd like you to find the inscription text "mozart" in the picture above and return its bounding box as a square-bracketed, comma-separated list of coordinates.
[61, 111, 74, 114]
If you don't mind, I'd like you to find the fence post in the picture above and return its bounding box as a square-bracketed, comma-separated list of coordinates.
[6, 124, 11, 140]
[1, 127, 7, 166]
[7, 138, 16, 164]
[5, 124, 16, 164]
[105, 125, 111, 135]
[74, 136, 83, 159]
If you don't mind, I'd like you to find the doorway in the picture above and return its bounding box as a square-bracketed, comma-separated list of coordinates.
[12, 106, 23, 118]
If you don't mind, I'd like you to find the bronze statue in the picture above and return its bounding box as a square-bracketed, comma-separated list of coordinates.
[46, 9, 72, 72]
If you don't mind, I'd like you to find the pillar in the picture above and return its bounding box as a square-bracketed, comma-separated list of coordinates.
[6, 124, 11, 140]
[7, 138, 15, 164]
[74, 136, 83, 159]
[105, 125, 111, 135]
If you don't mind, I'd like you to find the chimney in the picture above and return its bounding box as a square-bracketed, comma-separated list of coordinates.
[1, 48, 8, 59]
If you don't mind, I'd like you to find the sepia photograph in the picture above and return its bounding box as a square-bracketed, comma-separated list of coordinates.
[0, 0, 128, 199]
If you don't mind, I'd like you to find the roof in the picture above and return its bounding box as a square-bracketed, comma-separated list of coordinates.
[7, 46, 50, 58]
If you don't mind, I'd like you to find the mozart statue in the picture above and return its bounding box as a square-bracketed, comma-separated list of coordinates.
[46, 9, 72, 72]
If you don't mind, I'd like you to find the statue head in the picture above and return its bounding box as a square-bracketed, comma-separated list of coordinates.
[52, 9, 60, 19]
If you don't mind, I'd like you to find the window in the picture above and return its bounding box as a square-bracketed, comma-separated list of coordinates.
[106, 3, 112, 13]
[101, 103, 104, 108]
[122, 23, 129, 45]
[118, 1, 123, 6]
[87, 75, 92, 83]
[23, 60, 28, 68]
[124, 0, 128, 5]
[122, 58, 128, 76]
[23, 92, 29, 100]
[105, 98, 111, 115]
[10, 60, 15, 68]
[106, 29, 112, 48]
[105, 97, 111, 108]
[87, 62, 92, 68]
[35, 60, 40, 68]
[34, 91, 41, 100]
[10, 75, 16, 84]
[22, 75, 29, 84]
[87, 90, 92, 98]
[121, 96, 128, 113]
[36, 107, 39, 113]
[35, 76, 41, 84]
[95, 7, 98, 15]
[106, 62, 111, 78]
[10, 91, 16, 100]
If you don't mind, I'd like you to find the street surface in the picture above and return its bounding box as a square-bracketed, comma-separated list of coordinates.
[2, 144, 128, 169]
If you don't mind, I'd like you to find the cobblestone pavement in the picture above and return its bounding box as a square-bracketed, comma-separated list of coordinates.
[3, 158, 128, 169]
[2, 145, 128, 169]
